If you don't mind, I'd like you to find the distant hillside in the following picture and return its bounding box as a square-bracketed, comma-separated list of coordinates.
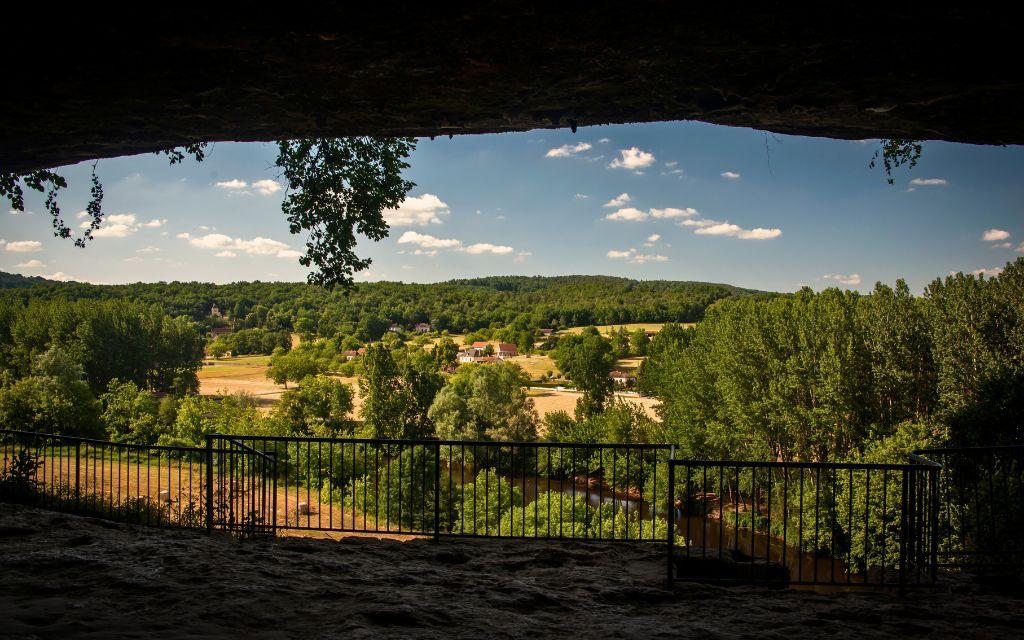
[0, 271, 55, 289]
[0, 272, 769, 334]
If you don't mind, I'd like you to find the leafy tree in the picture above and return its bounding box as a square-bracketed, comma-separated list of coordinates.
[99, 379, 164, 444]
[358, 344, 408, 439]
[276, 375, 356, 437]
[551, 328, 616, 418]
[0, 346, 99, 436]
[428, 361, 538, 442]
[276, 137, 416, 288]
[266, 347, 325, 388]
[431, 337, 459, 371]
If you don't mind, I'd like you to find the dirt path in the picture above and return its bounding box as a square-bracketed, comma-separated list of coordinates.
[2, 503, 1022, 639]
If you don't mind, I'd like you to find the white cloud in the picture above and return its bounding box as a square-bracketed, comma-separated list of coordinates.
[78, 213, 164, 238]
[16, 259, 45, 268]
[608, 147, 656, 171]
[605, 207, 648, 222]
[679, 219, 717, 228]
[693, 223, 782, 240]
[4, 240, 43, 252]
[397, 231, 462, 249]
[545, 142, 593, 158]
[215, 179, 247, 189]
[1017, 242, 1024, 253]
[215, 251, 237, 258]
[823, 273, 862, 286]
[909, 177, 947, 186]
[574, 193, 590, 200]
[384, 194, 450, 227]
[665, 161, 678, 168]
[465, 243, 514, 255]
[720, 171, 741, 180]
[607, 247, 668, 264]
[644, 234, 661, 247]
[650, 207, 698, 219]
[972, 267, 1003, 278]
[993, 242, 1012, 249]
[603, 193, 632, 208]
[598, 138, 610, 144]
[178, 232, 302, 259]
[251, 179, 282, 196]
[513, 251, 532, 263]
[982, 228, 1010, 242]
[42, 272, 73, 282]
[76, 210, 90, 219]
[136, 246, 160, 253]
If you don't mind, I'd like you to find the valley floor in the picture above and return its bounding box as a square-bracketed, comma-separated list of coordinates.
[1, 502, 1021, 639]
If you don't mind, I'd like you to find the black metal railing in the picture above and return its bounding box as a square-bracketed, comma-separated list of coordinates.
[1, 429, 208, 528]
[666, 456, 941, 588]
[212, 435, 673, 542]
[206, 435, 278, 537]
[913, 445, 1024, 571]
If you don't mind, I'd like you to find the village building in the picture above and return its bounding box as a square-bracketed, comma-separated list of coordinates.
[610, 370, 637, 388]
[388, 323, 402, 333]
[414, 322, 431, 333]
[342, 350, 360, 361]
[209, 303, 223, 318]
[496, 343, 517, 359]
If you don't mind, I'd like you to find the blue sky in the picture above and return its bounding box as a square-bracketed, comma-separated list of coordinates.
[2, 120, 1022, 293]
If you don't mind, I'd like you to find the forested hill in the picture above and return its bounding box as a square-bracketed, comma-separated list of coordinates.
[0, 273, 764, 334]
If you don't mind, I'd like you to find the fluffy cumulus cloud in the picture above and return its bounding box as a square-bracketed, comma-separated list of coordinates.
[397, 231, 518, 257]
[909, 177, 947, 186]
[694, 223, 782, 240]
[608, 147, 656, 171]
[823, 273, 862, 286]
[42, 272, 74, 282]
[178, 232, 302, 258]
[545, 142, 592, 158]
[397, 231, 463, 249]
[603, 193, 631, 208]
[650, 207, 698, 219]
[79, 213, 166, 239]
[215, 178, 283, 196]
[644, 234, 661, 247]
[465, 243, 514, 255]
[972, 267, 1003, 278]
[384, 194, 450, 227]
[982, 229, 1010, 242]
[574, 193, 590, 200]
[3, 240, 43, 252]
[720, 171, 741, 180]
[606, 248, 668, 264]
[16, 259, 45, 268]
[605, 207, 648, 222]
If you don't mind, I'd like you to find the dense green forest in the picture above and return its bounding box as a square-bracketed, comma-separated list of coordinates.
[640, 259, 1024, 458]
[0, 274, 760, 337]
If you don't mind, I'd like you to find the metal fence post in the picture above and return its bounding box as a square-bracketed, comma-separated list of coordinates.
[929, 465, 939, 583]
[205, 434, 214, 534]
[434, 441, 441, 543]
[74, 440, 81, 511]
[667, 461, 675, 588]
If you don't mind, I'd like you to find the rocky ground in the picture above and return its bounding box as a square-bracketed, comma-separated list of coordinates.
[1, 502, 1022, 639]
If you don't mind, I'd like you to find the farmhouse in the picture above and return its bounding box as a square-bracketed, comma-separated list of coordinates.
[387, 323, 402, 333]
[497, 343, 517, 359]
[414, 322, 431, 333]
[342, 350, 360, 361]
[609, 370, 637, 388]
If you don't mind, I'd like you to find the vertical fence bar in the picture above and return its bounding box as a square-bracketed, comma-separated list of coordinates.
[667, 460, 675, 587]
[434, 441, 441, 541]
[205, 434, 214, 534]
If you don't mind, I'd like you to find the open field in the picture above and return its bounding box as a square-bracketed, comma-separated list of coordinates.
[528, 388, 660, 422]
[560, 322, 693, 336]
[198, 355, 363, 415]
[3, 502, 1021, 639]
[505, 354, 559, 381]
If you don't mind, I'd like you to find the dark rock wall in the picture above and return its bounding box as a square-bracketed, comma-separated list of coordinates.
[2, 5, 1020, 172]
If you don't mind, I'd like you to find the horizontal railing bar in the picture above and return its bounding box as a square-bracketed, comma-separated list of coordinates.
[0, 429, 206, 453]
[213, 433, 672, 450]
[670, 459, 928, 471]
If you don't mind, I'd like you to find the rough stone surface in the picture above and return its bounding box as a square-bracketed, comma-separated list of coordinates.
[2, 503, 1023, 638]
[2, 6, 1022, 173]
